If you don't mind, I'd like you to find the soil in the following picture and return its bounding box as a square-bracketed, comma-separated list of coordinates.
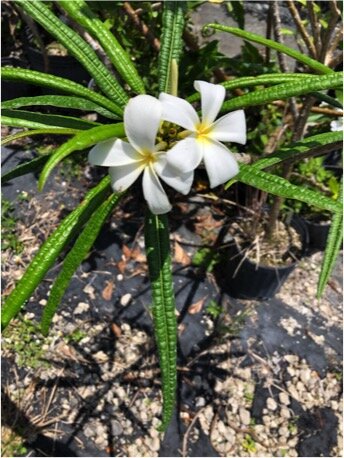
[1, 142, 343, 458]
[228, 218, 303, 267]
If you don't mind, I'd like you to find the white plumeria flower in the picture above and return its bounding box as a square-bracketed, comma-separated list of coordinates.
[88, 94, 193, 215]
[160, 80, 246, 188]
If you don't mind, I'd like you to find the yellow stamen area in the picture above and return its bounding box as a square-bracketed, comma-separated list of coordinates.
[195, 122, 212, 143]
[140, 149, 157, 166]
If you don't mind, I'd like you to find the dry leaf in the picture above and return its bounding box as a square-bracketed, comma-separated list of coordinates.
[188, 297, 206, 315]
[102, 280, 114, 301]
[174, 241, 191, 265]
[111, 323, 122, 338]
[55, 341, 81, 362]
[130, 248, 146, 263]
[122, 244, 132, 258]
[117, 259, 127, 274]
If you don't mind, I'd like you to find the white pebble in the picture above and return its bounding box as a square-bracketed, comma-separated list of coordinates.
[239, 407, 251, 425]
[74, 302, 89, 314]
[217, 420, 227, 435]
[279, 392, 290, 405]
[267, 397, 278, 411]
[120, 293, 132, 306]
[300, 368, 311, 384]
[280, 407, 291, 419]
[195, 397, 206, 408]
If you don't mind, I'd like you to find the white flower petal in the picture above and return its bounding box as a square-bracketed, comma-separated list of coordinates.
[159, 93, 199, 131]
[108, 163, 144, 192]
[142, 166, 172, 214]
[124, 94, 162, 152]
[210, 110, 247, 143]
[88, 138, 140, 166]
[154, 156, 194, 195]
[194, 80, 225, 125]
[202, 140, 239, 188]
[166, 137, 203, 173]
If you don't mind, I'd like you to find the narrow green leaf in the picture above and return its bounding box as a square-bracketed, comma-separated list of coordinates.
[59, 0, 145, 94]
[2, 155, 50, 183]
[1, 116, 74, 131]
[221, 73, 343, 113]
[251, 131, 343, 170]
[159, 1, 186, 94]
[187, 73, 318, 103]
[1, 128, 79, 146]
[317, 182, 343, 297]
[1, 67, 123, 117]
[2, 109, 100, 130]
[1, 177, 111, 330]
[144, 211, 177, 431]
[2, 96, 119, 119]
[17, 0, 129, 105]
[41, 191, 122, 335]
[205, 24, 333, 74]
[309, 92, 343, 109]
[38, 123, 125, 190]
[232, 164, 340, 213]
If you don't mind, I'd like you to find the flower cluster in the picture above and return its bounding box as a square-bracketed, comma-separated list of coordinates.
[89, 81, 246, 214]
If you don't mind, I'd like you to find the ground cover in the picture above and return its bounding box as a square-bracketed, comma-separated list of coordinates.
[1, 140, 342, 457]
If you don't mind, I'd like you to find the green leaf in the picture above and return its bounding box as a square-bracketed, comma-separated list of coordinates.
[2, 155, 50, 183]
[204, 24, 333, 75]
[159, 1, 186, 94]
[38, 123, 125, 190]
[1, 109, 100, 130]
[317, 181, 343, 297]
[221, 73, 343, 113]
[281, 27, 295, 36]
[1, 67, 123, 117]
[1, 177, 111, 330]
[2, 95, 119, 119]
[186, 73, 318, 103]
[16, 0, 129, 105]
[41, 191, 123, 335]
[1, 128, 79, 146]
[308, 92, 343, 109]
[144, 211, 177, 431]
[59, 0, 145, 94]
[250, 131, 343, 171]
[1, 115, 76, 131]
[230, 164, 340, 213]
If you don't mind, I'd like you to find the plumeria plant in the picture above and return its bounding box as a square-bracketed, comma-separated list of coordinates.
[1, 1, 342, 431]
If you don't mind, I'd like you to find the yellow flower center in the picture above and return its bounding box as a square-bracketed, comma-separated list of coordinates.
[141, 149, 157, 166]
[195, 122, 212, 142]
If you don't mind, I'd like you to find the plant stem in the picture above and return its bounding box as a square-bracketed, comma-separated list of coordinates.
[307, 1, 322, 59]
[123, 1, 161, 51]
[265, 96, 316, 240]
[320, 0, 341, 64]
[272, 1, 288, 72]
[287, 0, 317, 59]
[272, 0, 297, 121]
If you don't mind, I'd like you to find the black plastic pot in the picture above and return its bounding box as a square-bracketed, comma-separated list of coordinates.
[303, 217, 331, 252]
[25, 46, 90, 85]
[217, 217, 309, 300]
[1, 57, 33, 101]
